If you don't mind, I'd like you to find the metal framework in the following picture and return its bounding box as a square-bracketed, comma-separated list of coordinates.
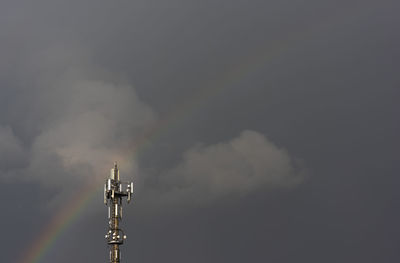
[104, 162, 133, 263]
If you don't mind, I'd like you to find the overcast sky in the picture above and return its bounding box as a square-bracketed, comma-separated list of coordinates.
[1, 0, 399, 262]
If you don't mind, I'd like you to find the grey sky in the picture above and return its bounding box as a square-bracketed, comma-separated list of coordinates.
[1, 0, 399, 262]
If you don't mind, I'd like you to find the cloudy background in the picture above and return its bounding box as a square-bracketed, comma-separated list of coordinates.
[1, 0, 399, 262]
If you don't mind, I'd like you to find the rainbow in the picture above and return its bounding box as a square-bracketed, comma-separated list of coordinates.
[18, 5, 371, 262]
[18, 181, 102, 263]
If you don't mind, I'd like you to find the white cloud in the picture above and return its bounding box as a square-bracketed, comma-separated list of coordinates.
[2, 45, 157, 188]
[29, 79, 155, 185]
[147, 130, 303, 205]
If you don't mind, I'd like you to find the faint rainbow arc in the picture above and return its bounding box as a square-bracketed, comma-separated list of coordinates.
[17, 44, 279, 261]
[15, 35, 328, 263]
[18, 5, 373, 262]
[18, 182, 100, 263]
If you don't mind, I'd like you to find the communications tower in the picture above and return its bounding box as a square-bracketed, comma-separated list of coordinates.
[104, 162, 134, 263]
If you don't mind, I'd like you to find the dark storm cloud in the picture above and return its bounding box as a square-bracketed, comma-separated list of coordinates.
[1, 0, 399, 263]
[0, 0, 307, 198]
[0, 41, 301, 202]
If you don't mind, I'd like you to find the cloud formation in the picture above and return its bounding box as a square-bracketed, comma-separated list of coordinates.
[1, 45, 157, 188]
[0, 44, 303, 207]
[144, 130, 303, 205]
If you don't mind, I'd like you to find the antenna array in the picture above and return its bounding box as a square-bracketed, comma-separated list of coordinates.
[104, 162, 133, 263]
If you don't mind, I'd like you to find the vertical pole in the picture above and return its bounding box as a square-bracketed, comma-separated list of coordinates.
[111, 194, 120, 263]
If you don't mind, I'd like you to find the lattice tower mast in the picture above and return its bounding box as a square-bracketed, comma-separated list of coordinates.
[104, 162, 133, 263]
